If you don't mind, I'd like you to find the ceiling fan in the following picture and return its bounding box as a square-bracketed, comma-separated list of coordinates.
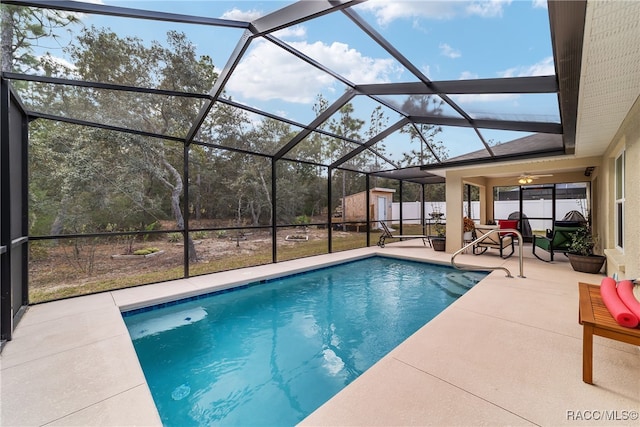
[517, 173, 553, 184]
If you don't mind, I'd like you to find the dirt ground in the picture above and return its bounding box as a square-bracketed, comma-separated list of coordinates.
[28, 226, 360, 302]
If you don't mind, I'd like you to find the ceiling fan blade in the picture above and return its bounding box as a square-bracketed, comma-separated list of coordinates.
[519, 173, 554, 179]
[517, 172, 553, 184]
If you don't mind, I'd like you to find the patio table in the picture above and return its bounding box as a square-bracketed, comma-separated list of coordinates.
[578, 282, 640, 384]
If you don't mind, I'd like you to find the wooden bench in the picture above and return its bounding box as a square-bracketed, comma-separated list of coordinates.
[578, 282, 640, 384]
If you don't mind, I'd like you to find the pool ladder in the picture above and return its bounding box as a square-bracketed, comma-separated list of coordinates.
[451, 229, 525, 278]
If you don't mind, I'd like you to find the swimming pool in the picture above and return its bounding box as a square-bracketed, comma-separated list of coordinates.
[123, 256, 487, 426]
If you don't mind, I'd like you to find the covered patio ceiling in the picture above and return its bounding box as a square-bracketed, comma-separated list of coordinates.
[2, 0, 592, 185]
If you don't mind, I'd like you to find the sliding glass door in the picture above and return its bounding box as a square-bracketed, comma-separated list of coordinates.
[493, 183, 590, 243]
[521, 185, 554, 242]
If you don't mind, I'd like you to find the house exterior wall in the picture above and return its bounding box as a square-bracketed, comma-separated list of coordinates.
[600, 94, 640, 280]
[443, 94, 640, 281]
[445, 178, 463, 252]
[445, 159, 599, 252]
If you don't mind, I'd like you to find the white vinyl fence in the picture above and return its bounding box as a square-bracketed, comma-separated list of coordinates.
[393, 199, 587, 231]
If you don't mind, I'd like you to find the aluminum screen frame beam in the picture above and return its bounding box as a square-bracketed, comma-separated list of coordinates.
[331, 118, 408, 169]
[2, 0, 250, 28]
[411, 116, 562, 134]
[251, 0, 364, 35]
[548, 0, 587, 154]
[355, 76, 558, 96]
[273, 89, 358, 160]
[342, 6, 495, 154]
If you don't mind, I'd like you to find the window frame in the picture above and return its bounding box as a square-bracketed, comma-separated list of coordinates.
[614, 150, 625, 250]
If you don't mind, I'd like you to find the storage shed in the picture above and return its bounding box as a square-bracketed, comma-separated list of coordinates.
[338, 188, 396, 226]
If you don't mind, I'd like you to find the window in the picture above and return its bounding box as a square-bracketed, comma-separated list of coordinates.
[615, 151, 625, 249]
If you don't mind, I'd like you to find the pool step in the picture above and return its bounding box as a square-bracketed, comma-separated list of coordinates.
[462, 271, 487, 283]
[445, 272, 484, 288]
[437, 272, 486, 297]
[439, 276, 472, 297]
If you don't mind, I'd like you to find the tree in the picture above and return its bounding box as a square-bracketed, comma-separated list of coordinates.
[365, 105, 390, 187]
[2, 5, 85, 239]
[23, 27, 219, 261]
[325, 103, 365, 224]
[1, 3, 79, 73]
[399, 95, 449, 167]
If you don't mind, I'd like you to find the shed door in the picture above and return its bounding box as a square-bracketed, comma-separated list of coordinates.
[377, 196, 387, 222]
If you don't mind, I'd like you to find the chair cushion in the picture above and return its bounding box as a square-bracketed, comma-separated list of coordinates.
[499, 220, 518, 236]
[474, 225, 498, 244]
[475, 225, 511, 249]
[499, 220, 518, 229]
[552, 226, 581, 248]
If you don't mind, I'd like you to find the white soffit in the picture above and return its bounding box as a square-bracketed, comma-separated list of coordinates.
[575, 0, 640, 157]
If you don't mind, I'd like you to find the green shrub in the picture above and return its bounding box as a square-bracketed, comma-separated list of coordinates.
[142, 221, 162, 241]
[29, 241, 50, 260]
[133, 247, 160, 256]
[167, 232, 182, 243]
[294, 215, 310, 225]
[568, 225, 597, 256]
[192, 231, 209, 240]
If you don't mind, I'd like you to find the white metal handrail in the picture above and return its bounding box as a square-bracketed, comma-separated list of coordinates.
[451, 228, 525, 278]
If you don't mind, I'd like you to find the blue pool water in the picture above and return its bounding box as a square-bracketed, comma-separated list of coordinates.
[123, 256, 487, 426]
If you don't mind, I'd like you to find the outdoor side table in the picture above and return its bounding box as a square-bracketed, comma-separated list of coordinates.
[578, 282, 640, 384]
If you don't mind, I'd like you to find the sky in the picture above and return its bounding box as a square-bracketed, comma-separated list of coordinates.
[36, 0, 558, 162]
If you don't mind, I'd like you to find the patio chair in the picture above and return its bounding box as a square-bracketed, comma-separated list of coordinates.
[472, 225, 514, 258]
[532, 225, 581, 261]
[377, 221, 428, 248]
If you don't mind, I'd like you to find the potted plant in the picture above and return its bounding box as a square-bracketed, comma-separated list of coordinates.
[566, 225, 606, 274]
[431, 220, 446, 251]
[428, 206, 444, 220]
[463, 217, 475, 241]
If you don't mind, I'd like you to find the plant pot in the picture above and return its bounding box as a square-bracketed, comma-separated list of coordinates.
[463, 231, 473, 241]
[431, 237, 446, 251]
[567, 253, 606, 274]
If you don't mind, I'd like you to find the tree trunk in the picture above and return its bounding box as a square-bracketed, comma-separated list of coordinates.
[236, 195, 243, 247]
[236, 195, 243, 226]
[49, 193, 71, 244]
[341, 172, 346, 230]
[161, 158, 197, 262]
[248, 200, 259, 225]
[50, 201, 68, 236]
[195, 173, 201, 221]
[257, 168, 272, 224]
[1, 8, 14, 73]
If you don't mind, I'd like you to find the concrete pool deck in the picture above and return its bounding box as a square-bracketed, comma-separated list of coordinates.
[1, 242, 638, 426]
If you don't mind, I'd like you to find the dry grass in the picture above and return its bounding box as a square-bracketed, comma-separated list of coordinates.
[28, 225, 418, 304]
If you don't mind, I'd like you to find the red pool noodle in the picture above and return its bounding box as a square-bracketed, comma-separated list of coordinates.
[599, 277, 639, 328]
[616, 280, 640, 320]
